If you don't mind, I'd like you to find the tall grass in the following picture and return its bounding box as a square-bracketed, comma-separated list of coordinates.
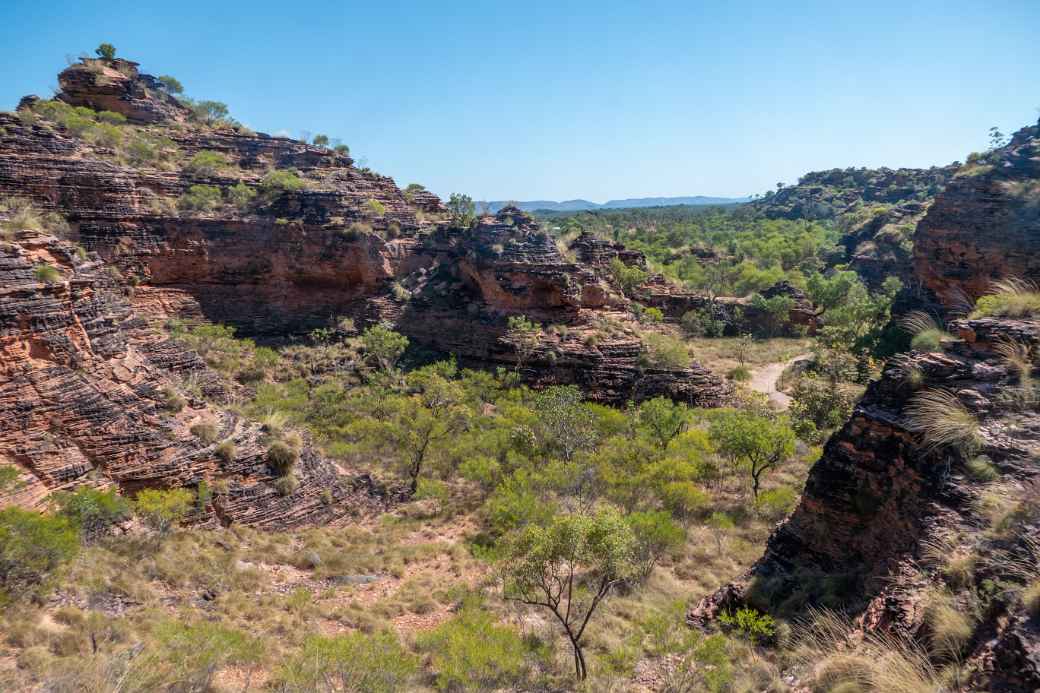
[899, 311, 951, 352]
[904, 389, 981, 455]
[970, 277, 1040, 319]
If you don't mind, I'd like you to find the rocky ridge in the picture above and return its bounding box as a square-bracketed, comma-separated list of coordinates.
[692, 122, 1040, 690]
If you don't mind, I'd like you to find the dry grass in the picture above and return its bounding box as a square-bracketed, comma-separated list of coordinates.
[904, 389, 981, 455]
[923, 589, 974, 660]
[684, 336, 813, 373]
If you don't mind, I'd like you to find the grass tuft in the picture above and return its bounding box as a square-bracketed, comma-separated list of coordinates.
[904, 389, 981, 455]
[970, 277, 1040, 319]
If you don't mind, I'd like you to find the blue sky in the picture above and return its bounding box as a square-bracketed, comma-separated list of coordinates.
[1, 1, 1037, 201]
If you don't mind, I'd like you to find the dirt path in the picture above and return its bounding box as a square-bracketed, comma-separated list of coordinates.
[748, 354, 810, 409]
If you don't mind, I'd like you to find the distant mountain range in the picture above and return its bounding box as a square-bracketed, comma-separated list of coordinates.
[480, 196, 751, 213]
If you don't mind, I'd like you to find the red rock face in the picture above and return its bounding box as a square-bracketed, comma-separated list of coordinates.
[914, 121, 1040, 308]
[57, 58, 191, 124]
[0, 230, 392, 527]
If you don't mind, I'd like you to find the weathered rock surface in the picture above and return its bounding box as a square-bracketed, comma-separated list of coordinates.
[57, 58, 191, 124]
[0, 229, 392, 527]
[915, 119, 1040, 309]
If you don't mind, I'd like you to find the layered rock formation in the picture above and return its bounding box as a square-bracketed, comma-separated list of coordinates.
[0, 229, 389, 527]
[693, 122, 1040, 691]
[915, 120, 1040, 309]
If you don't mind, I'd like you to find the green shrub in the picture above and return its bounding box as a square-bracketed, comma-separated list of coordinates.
[609, 257, 649, 296]
[640, 332, 690, 370]
[755, 486, 799, 521]
[178, 184, 222, 213]
[95, 43, 116, 61]
[267, 441, 298, 474]
[366, 198, 386, 218]
[96, 110, 126, 124]
[627, 510, 685, 578]
[789, 375, 857, 443]
[0, 507, 79, 602]
[681, 307, 726, 337]
[215, 440, 236, 463]
[0, 197, 69, 238]
[970, 278, 1040, 319]
[186, 100, 231, 125]
[274, 631, 418, 692]
[133, 488, 194, 535]
[184, 150, 226, 177]
[642, 306, 664, 323]
[52, 487, 130, 541]
[727, 365, 751, 381]
[125, 620, 262, 692]
[312, 133, 330, 146]
[33, 264, 62, 284]
[416, 601, 528, 691]
[273, 474, 299, 496]
[190, 422, 218, 444]
[259, 169, 306, 200]
[157, 75, 184, 94]
[718, 607, 776, 644]
[227, 182, 256, 210]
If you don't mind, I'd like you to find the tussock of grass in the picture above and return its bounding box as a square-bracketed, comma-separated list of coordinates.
[1024, 581, 1040, 618]
[970, 277, 1040, 319]
[904, 389, 981, 455]
[899, 311, 951, 352]
[924, 589, 974, 659]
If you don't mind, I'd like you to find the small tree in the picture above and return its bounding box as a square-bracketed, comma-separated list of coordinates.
[157, 75, 184, 94]
[52, 487, 130, 542]
[709, 411, 795, 499]
[95, 43, 116, 61]
[312, 133, 330, 147]
[502, 507, 637, 681]
[501, 315, 542, 373]
[636, 396, 689, 448]
[0, 507, 79, 602]
[447, 193, 476, 227]
[359, 323, 408, 374]
[134, 488, 194, 536]
[627, 510, 685, 579]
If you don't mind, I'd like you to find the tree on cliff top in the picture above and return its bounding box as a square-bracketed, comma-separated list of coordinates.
[95, 43, 116, 61]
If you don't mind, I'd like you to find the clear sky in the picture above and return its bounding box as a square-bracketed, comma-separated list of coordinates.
[1, 1, 1037, 202]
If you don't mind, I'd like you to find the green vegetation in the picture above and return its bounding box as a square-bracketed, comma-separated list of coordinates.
[33, 263, 62, 284]
[640, 332, 690, 370]
[52, 487, 130, 542]
[156, 74, 184, 94]
[259, 168, 307, 201]
[0, 507, 78, 603]
[0, 197, 69, 239]
[177, 183, 222, 212]
[94, 42, 116, 61]
[276, 631, 418, 692]
[905, 388, 982, 455]
[970, 277, 1040, 319]
[447, 192, 476, 227]
[417, 601, 529, 690]
[183, 149, 227, 176]
[133, 488, 194, 536]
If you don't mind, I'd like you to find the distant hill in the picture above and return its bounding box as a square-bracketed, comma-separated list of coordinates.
[480, 195, 750, 213]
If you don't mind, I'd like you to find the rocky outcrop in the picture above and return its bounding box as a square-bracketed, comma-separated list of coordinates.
[841, 200, 930, 289]
[0, 228, 391, 527]
[914, 119, 1040, 310]
[57, 58, 191, 124]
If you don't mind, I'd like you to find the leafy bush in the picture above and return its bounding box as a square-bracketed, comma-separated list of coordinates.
[749, 292, 795, 337]
[311, 133, 329, 146]
[157, 75, 184, 94]
[681, 307, 726, 337]
[96, 110, 127, 124]
[416, 601, 528, 691]
[227, 182, 256, 210]
[718, 607, 776, 643]
[640, 332, 690, 370]
[186, 99, 231, 125]
[178, 184, 222, 213]
[754, 486, 799, 521]
[789, 375, 857, 442]
[52, 487, 130, 541]
[259, 169, 306, 200]
[0, 507, 79, 602]
[609, 257, 649, 296]
[366, 198, 386, 218]
[126, 620, 262, 692]
[360, 323, 409, 373]
[33, 264, 62, 284]
[133, 488, 194, 535]
[627, 510, 685, 579]
[273, 473, 300, 496]
[971, 278, 1040, 319]
[275, 631, 418, 692]
[267, 441, 298, 474]
[95, 43, 116, 61]
[184, 150, 226, 177]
